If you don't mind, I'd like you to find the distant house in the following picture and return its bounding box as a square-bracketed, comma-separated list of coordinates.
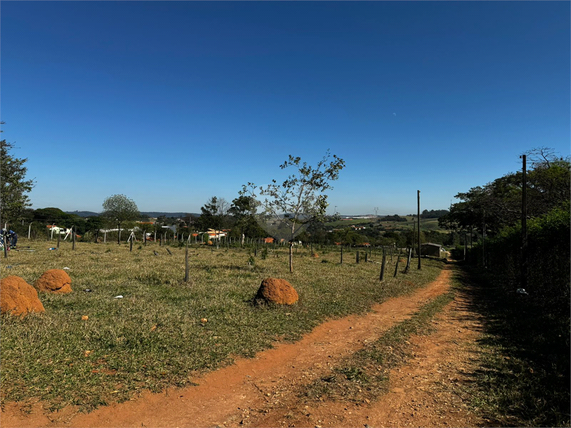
[421, 243, 443, 258]
[206, 228, 226, 239]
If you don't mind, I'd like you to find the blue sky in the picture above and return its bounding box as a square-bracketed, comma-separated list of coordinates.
[2, 1, 569, 215]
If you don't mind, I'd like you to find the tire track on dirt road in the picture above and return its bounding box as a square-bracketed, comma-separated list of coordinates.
[250, 267, 484, 428]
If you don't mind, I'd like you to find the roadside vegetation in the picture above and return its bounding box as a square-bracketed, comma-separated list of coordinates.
[1, 241, 443, 412]
[457, 263, 570, 427]
[441, 148, 570, 427]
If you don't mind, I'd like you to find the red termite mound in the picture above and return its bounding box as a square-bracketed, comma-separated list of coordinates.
[255, 278, 299, 305]
[35, 269, 72, 293]
[1, 275, 45, 316]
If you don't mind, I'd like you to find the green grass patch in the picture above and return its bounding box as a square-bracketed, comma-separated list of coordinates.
[302, 288, 455, 404]
[1, 241, 443, 412]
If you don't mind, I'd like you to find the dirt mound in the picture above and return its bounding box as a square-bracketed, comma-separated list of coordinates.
[34, 269, 72, 293]
[255, 277, 299, 305]
[0, 276, 45, 316]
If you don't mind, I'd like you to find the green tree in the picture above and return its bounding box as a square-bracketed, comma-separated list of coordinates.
[85, 216, 105, 242]
[196, 196, 218, 231]
[228, 194, 265, 239]
[196, 196, 230, 235]
[0, 136, 35, 227]
[32, 207, 74, 224]
[252, 150, 345, 272]
[440, 149, 570, 238]
[420, 209, 449, 219]
[102, 194, 140, 244]
[138, 221, 155, 245]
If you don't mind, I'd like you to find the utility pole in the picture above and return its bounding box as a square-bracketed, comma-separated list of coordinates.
[521, 154, 528, 291]
[417, 190, 421, 270]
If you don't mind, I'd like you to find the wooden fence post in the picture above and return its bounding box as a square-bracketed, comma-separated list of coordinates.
[184, 242, 190, 283]
[340, 246, 343, 264]
[405, 248, 412, 273]
[356, 251, 360, 264]
[394, 255, 400, 277]
[379, 249, 387, 282]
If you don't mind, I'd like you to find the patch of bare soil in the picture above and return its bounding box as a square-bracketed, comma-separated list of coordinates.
[2, 266, 483, 428]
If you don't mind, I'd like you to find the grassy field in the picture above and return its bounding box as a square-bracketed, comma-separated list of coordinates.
[326, 216, 444, 232]
[1, 240, 444, 412]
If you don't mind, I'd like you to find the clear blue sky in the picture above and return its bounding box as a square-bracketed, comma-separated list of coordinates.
[2, 1, 569, 215]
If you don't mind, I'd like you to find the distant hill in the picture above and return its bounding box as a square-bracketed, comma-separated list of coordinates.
[140, 212, 198, 219]
[65, 211, 100, 218]
[66, 211, 199, 219]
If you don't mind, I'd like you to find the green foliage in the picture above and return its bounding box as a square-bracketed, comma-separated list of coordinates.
[440, 148, 570, 236]
[330, 228, 365, 246]
[227, 195, 266, 239]
[102, 195, 140, 224]
[471, 206, 570, 317]
[33, 207, 74, 223]
[254, 151, 345, 238]
[420, 209, 449, 219]
[247, 150, 345, 272]
[102, 195, 140, 244]
[0, 137, 34, 225]
[195, 196, 228, 232]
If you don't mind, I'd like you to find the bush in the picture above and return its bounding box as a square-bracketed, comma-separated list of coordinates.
[449, 245, 465, 260]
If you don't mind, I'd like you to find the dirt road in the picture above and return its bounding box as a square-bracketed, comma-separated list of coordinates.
[3, 265, 484, 427]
